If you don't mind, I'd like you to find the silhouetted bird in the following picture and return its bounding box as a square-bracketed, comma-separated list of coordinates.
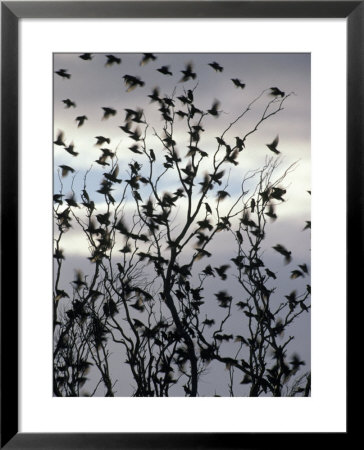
[265, 203, 277, 221]
[204, 202, 212, 214]
[299, 263, 309, 274]
[63, 142, 78, 157]
[202, 318, 215, 327]
[72, 270, 87, 290]
[59, 165, 75, 177]
[231, 78, 245, 89]
[100, 148, 115, 158]
[119, 121, 132, 134]
[208, 61, 223, 72]
[123, 74, 145, 92]
[251, 198, 256, 213]
[270, 186, 286, 201]
[180, 62, 196, 82]
[62, 98, 76, 108]
[148, 87, 161, 103]
[208, 100, 220, 117]
[94, 154, 110, 166]
[65, 193, 79, 208]
[215, 265, 230, 280]
[54, 131, 66, 146]
[129, 144, 143, 154]
[55, 69, 71, 79]
[149, 149, 156, 161]
[215, 291, 232, 308]
[272, 244, 292, 264]
[216, 190, 230, 201]
[104, 165, 121, 183]
[157, 65, 173, 76]
[266, 135, 280, 154]
[235, 136, 245, 151]
[270, 87, 285, 97]
[140, 53, 156, 65]
[102, 107, 117, 119]
[303, 221, 311, 230]
[105, 54, 121, 66]
[53, 194, 64, 204]
[95, 136, 110, 145]
[265, 268, 277, 279]
[79, 53, 92, 60]
[291, 270, 304, 279]
[75, 115, 87, 127]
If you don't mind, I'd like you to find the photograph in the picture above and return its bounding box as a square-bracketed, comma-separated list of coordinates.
[53, 52, 311, 398]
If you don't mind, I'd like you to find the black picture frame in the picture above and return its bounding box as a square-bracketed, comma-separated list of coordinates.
[1, 1, 356, 448]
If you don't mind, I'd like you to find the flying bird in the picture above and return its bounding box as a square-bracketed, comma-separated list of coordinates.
[102, 107, 117, 119]
[272, 244, 292, 264]
[105, 54, 121, 66]
[59, 165, 75, 177]
[140, 53, 157, 65]
[75, 115, 88, 127]
[180, 62, 196, 82]
[54, 130, 66, 146]
[270, 87, 285, 97]
[266, 135, 280, 154]
[123, 74, 145, 91]
[79, 53, 92, 60]
[208, 61, 223, 72]
[157, 65, 173, 76]
[55, 69, 71, 79]
[208, 100, 220, 117]
[62, 98, 76, 108]
[95, 136, 110, 145]
[231, 78, 245, 89]
[64, 142, 78, 156]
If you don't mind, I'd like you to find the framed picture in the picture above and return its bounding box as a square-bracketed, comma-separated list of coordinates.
[1, 1, 355, 448]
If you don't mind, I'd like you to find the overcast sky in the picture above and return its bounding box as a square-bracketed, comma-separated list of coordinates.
[53, 52, 311, 396]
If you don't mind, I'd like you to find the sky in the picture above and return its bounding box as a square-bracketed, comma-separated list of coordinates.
[53, 52, 311, 396]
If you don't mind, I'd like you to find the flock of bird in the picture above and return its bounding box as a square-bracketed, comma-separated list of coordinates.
[54, 53, 309, 287]
[55, 53, 286, 164]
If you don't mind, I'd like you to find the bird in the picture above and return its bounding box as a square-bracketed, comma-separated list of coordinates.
[265, 268, 276, 279]
[105, 54, 121, 66]
[55, 69, 71, 79]
[266, 135, 280, 154]
[104, 165, 121, 183]
[75, 115, 87, 127]
[79, 53, 92, 60]
[272, 244, 292, 264]
[62, 98, 76, 108]
[180, 62, 196, 82]
[64, 142, 78, 156]
[235, 136, 245, 151]
[95, 136, 110, 145]
[102, 107, 117, 119]
[265, 203, 277, 221]
[270, 87, 285, 97]
[148, 87, 161, 103]
[214, 265, 230, 280]
[231, 78, 245, 89]
[208, 61, 223, 72]
[216, 190, 230, 201]
[72, 270, 87, 290]
[157, 65, 173, 76]
[303, 221, 311, 230]
[123, 74, 145, 92]
[208, 100, 220, 117]
[59, 165, 75, 177]
[54, 131, 66, 146]
[140, 53, 157, 65]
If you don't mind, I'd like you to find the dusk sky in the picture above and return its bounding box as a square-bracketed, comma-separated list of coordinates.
[53, 52, 310, 396]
